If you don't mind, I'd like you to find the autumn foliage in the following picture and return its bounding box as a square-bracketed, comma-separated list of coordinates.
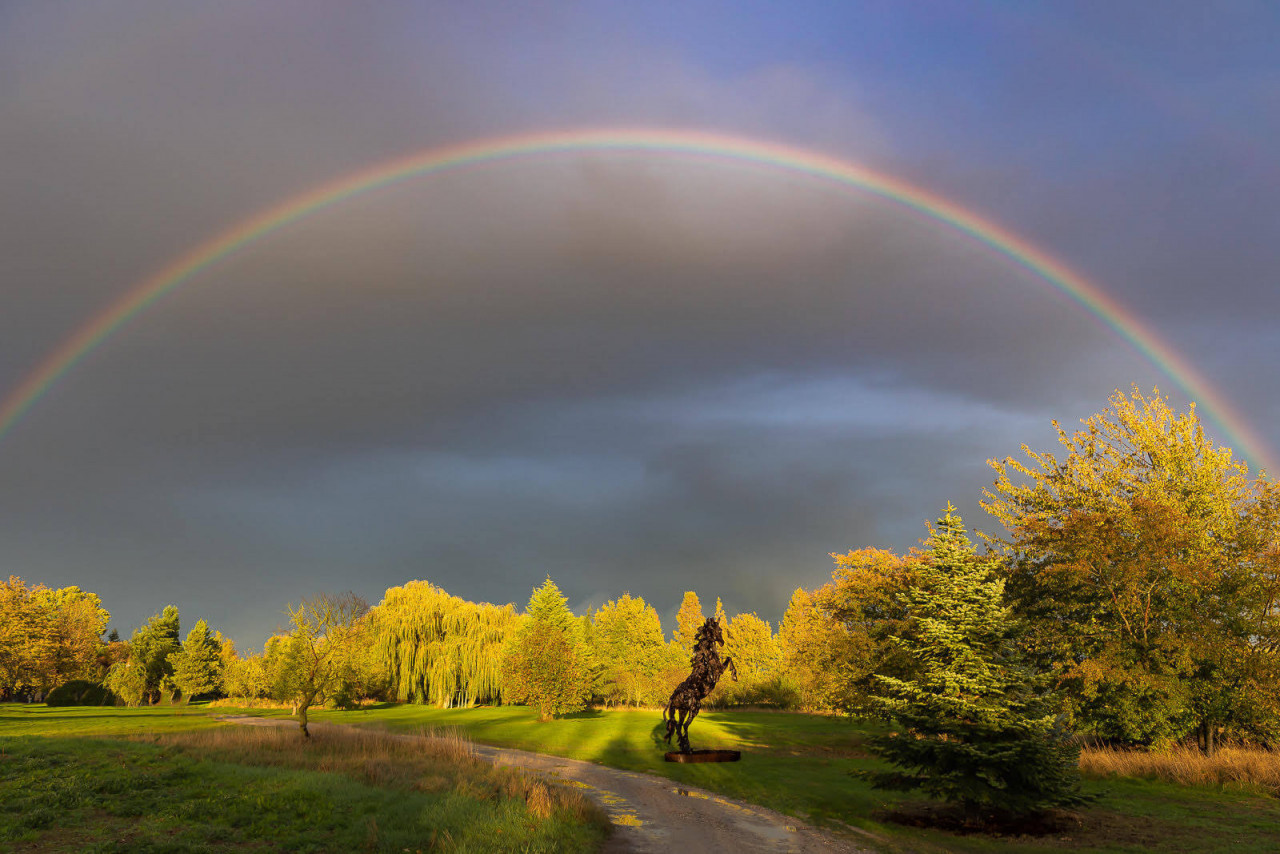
[0, 576, 109, 701]
[984, 388, 1280, 749]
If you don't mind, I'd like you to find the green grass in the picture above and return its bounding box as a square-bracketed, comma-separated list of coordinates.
[0, 704, 607, 853]
[280, 703, 1280, 854]
[10, 702, 1280, 853]
[0, 703, 226, 738]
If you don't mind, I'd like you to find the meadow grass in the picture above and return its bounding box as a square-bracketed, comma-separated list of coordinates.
[0, 703, 608, 853]
[286, 703, 1280, 854]
[1081, 744, 1280, 795]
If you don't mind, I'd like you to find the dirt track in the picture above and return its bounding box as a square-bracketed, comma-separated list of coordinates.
[217, 715, 876, 853]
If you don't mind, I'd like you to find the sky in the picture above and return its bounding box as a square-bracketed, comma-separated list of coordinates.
[3, 1, 1279, 649]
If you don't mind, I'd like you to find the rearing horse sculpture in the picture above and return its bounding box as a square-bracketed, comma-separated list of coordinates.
[663, 616, 738, 753]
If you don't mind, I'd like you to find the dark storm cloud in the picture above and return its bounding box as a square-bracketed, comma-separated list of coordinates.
[1, 1, 1274, 645]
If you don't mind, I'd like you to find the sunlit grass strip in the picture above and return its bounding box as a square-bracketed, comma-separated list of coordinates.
[1081, 745, 1280, 795]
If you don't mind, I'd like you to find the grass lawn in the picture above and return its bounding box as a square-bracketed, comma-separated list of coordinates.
[8, 702, 1280, 853]
[0, 703, 608, 853]
[279, 703, 1280, 854]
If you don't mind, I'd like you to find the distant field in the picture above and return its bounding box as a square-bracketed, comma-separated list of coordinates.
[275, 703, 1280, 854]
[0, 703, 608, 853]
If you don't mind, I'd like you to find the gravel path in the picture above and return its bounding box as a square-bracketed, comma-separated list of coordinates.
[216, 715, 876, 853]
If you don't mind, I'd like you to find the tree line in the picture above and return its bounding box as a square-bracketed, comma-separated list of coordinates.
[0, 574, 789, 717]
[7, 388, 1278, 760]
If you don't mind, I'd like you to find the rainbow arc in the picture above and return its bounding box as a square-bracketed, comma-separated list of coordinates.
[0, 128, 1269, 472]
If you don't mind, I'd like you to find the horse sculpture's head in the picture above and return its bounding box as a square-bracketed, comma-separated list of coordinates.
[694, 616, 724, 648]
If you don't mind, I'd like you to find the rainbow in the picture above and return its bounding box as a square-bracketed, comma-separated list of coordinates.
[1, 128, 1271, 471]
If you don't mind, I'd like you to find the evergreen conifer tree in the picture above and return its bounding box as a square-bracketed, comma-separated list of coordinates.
[525, 577, 577, 634]
[171, 619, 225, 701]
[503, 577, 591, 720]
[672, 591, 704, 653]
[864, 505, 1083, 818]
[121, 606, 181, 704]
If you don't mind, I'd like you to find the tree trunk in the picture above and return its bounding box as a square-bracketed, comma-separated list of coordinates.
[296, 692, 316, 738]
[1199, 719, 1216, 757]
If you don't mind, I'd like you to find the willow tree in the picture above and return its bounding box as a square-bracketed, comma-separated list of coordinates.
[371, 580, 518, 707]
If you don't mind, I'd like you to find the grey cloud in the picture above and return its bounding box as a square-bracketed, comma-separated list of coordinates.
[1, 2, 1272, 646]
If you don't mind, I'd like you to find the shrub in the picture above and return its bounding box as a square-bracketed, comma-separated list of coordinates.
[705, 674, 803, 710]
[45, 679, 117, 706]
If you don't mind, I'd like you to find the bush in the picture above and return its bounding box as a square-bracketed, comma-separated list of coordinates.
[705, 674, 803, 710]
[45, 680, 117, 707]
[328, 683, 359, 710]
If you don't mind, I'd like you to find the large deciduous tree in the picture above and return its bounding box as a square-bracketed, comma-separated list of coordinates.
[0, 576, 57, 698]
[778, 548, 916, 712]
[984, 388, 1280, 749]
[710, 611, 782, 706]
[864, 507, 1083, 818]
[0, 577, 110, 699]
[590, 593, 668, 706]
[223, 652, 271, 700]
[723, 612, 780, 683]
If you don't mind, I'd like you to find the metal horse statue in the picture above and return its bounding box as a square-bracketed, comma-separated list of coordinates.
[663, 616, 738, 754]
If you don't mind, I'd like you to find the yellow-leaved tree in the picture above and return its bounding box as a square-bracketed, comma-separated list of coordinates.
[672, 591, 705, 655]
[778, 548, 916, 713]
[984, 387, 1280, 751]
[590, 593, 669, 706]
[371, 580, 516, 707]
[502, 578, 592, 721]
[711, 611, 782, 706]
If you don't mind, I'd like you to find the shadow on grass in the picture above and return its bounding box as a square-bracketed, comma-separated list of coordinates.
[1, 713, 131, 723]
[650, 718, 672, 752]
[558, 709, 604, 720]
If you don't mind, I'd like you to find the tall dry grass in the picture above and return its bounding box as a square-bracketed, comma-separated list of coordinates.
[1080, 744, 1280, 795]
[145, 724, 604, 826]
